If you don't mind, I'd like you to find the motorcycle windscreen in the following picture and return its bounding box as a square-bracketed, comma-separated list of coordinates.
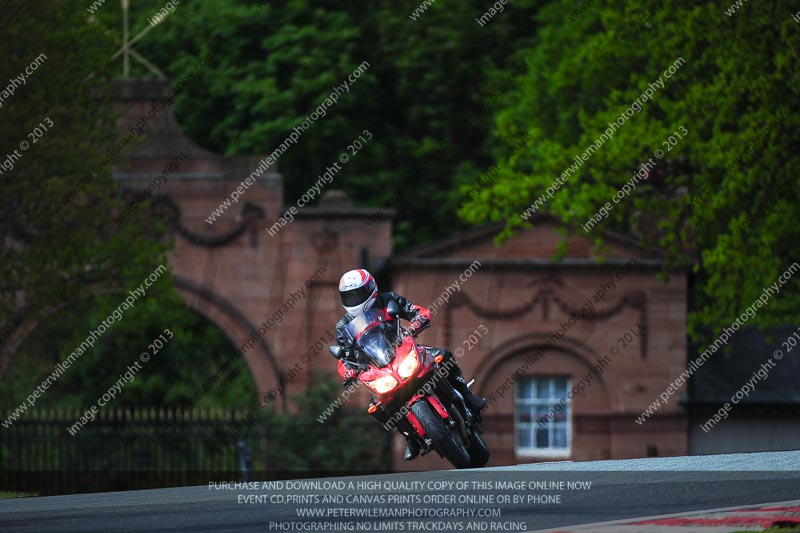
[344, 308, 386, 341]
[354, 326, 396, 367]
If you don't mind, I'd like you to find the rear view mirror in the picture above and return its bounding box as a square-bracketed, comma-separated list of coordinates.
[386, 300, 399, 318]
[328, 345, 344, 359]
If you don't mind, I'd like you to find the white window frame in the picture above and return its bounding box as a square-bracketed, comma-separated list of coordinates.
[514, 375, 571, 458]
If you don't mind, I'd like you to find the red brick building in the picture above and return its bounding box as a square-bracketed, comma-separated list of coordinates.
[390, 222, 688, 469]
[111, 79, 689, 469]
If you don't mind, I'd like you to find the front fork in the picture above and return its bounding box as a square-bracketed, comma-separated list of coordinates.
[402, 388, 470, 453]
[434, 376, 471, 421]
[432, 380, 473, 442]
[378, 361, 475, 454]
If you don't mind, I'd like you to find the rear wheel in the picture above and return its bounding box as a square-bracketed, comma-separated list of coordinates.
[411, 401, 470, 469]
[468, 430, 490, 467]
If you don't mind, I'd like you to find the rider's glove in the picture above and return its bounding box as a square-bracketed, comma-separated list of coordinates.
[408, 318, 425, 335]
[343, 366, 358, 379]
[342, 367, 359, 387]
[396, 327, 412, 346]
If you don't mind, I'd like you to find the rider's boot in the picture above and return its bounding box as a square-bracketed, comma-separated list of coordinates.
[370, 402, 420, 461]
[395, 418, 420, 461]
[402, 434, 420, 461]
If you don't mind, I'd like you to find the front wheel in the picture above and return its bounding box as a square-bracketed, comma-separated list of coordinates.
[411, 401, 470, 469]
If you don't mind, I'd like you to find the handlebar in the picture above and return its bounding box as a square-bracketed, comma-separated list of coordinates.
[395, 327, 411, 346]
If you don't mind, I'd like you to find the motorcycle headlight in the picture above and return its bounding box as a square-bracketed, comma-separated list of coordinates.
[367, 375, 399, 394]
[397, 348, 420, 379]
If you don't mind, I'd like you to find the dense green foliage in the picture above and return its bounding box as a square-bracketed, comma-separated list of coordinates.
[459, 0, 800, 338]
[0, 295, 256, 411]
[0, 0, 171, 335]
[96, 0, 540, 249]
[4, 0, 798, 417]
[0, 1, 256, 416]
[262, 371, 386, 472]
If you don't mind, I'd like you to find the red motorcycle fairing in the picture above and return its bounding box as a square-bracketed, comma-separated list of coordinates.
[405, 411, 426, 437]
[404, 394, 451, 439]
[357, 335, 437, 403]
[425, 394, 450, 420]
[340, 306, 488, 468]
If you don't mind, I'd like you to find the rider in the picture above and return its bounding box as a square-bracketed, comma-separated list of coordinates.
[334, 268, 486, 461]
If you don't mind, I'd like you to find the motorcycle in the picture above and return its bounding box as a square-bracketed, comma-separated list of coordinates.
[328, 301, 489, 469]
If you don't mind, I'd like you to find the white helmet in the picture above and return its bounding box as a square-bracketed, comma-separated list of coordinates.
[339, 269, 378, 316]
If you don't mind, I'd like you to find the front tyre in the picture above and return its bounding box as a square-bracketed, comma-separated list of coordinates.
[411, 401, 470, 469]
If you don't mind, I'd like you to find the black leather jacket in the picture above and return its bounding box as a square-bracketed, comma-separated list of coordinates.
[335, 292, 431, 366]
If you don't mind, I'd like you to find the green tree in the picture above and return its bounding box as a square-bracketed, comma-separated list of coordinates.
[460, 0, 800, 338]
[0, 1, 171, 361]
[0, 294, 257, 412]
[261, 371, 386, 472]
[106, 0, 542, 249]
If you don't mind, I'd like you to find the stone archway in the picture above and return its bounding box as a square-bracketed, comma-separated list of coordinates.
[474, 331, 622, 411]
[174, 277, 287, 411]
[475, 332, 617, 463]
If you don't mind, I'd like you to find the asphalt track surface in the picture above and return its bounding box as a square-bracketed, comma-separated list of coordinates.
[2, 450, 799, 532]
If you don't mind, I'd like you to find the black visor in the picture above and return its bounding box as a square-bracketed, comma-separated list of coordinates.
[341, 279, 376, 307]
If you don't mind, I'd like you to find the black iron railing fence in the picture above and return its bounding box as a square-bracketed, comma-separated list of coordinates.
[0, 407, 387, 495]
